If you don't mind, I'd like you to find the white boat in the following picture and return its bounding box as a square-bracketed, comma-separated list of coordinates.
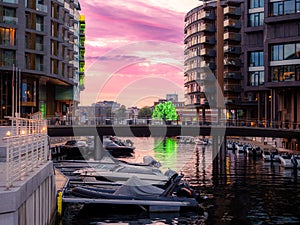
[262, 150, 271, 161]
[176, 136, 196, 144]
[262, 148, 280, 162]
[73, 155, 175, 185]
[278, 154, 299, 168]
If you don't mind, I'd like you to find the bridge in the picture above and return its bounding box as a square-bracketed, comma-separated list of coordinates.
[47, 125, 300, 139]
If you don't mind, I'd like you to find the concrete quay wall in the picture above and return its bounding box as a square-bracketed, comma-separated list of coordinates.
[0, 162, 56, 225]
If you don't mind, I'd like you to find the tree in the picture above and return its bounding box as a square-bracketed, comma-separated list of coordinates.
[115, 105, 126, 118]
[152, 101, 178, 124]
[138, 106, 152, 118]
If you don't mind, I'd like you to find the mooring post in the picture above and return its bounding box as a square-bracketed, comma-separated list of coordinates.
[94, 135, 104, 160]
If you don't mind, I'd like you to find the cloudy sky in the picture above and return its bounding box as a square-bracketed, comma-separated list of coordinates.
[79, 0, 202, 107]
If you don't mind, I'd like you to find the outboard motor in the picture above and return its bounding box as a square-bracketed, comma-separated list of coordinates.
[291, 155, 298, 168]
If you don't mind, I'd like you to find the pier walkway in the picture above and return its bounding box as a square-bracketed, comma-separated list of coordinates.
[0, 113, 57, 225]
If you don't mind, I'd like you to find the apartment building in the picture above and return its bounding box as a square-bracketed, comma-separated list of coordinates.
[0, 0, 85, 123]
[184, 0, 243, 124]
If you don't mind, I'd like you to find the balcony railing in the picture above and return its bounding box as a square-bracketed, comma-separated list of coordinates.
[0, 59, 16, 67]
[4, 113, 48, 189]
[36, 3, 48, 13]
[224, 6, 241, 16]
[2, 16, 18, 25]
[1, 0, 18, 3]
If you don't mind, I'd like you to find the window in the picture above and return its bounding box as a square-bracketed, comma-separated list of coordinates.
[297, 0, 300, 13]
[0, 49, 15, 67]
[284, 44, 295, 59]
[270, 0, 300, 16]
[21, 79, 36, 105]
[248, 71, 264, 86]
[272, 43, 300, 61]
[270, 1, 283, 16]
[36, 15, 44, 32]
[249, 0, 264, 8]
[271, 45, 283, 61]
[271, 65, 299, 82]
[284, 0, 295, 14]
[249, 51, 264, 66]
[0, 27, 16, 46]
[249, 12, 264, 27]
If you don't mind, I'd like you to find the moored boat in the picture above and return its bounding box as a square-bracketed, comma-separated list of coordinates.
[64, 174, 200, 212]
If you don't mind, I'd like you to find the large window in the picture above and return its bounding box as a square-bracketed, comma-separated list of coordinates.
[0, 27, 16, 46]
[21, 78, 36, 106]
[270, 65, 300, 82]
[248, 12, 264, 27]
[284, 0, 295, 14]
[271, 43, 300, 61]
[270, 1, 284, 16]
[297, 0, 300, 13]
[269, 0, 300, 16]
[0, 49, 15, 67]
[249, 51, 264, 66]
[249, 0, 264, 8]
[249, 71, 264, 86]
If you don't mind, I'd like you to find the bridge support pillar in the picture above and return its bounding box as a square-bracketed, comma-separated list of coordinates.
[94, 135, 104, 160]
[212, 135, 227, 185]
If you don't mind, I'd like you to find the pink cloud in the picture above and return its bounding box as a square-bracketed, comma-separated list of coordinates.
[79, 1, 188, 106]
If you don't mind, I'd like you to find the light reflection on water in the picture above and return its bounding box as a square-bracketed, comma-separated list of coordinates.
[58, 137, 300, 225]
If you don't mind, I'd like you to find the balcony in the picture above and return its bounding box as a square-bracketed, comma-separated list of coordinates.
[200, 61, 216, 70]
[35, 64, 45, 71]
[224, 19, 241, 29]
[1, 0, 18, 3]
[224, 84, 242, 92]
[0, 59, 16, 67]
[36, 4, 48, 13]
[224, 6, 241, 16]
[200, 48, 216, 57]
[200, 36, 216, 45]
[2, 16, 18, 25]
[224, 58, 241, 67]
[224, 46, 241, 54]
[224, 72, 242, 79]
[36, 23, 44, 32]
[199, 24, 215, 32]
[0, 39, 16, 47]
[224, 32, 241, 42]
[199, 11, 216, 20]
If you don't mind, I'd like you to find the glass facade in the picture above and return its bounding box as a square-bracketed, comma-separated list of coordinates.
[269, 0, 300, 16]
[271, 65, 300, 82]
[248, 71, 264, 86]
[250, 51, 264, 66]
[250, 0, 264, 9]
[248, 12, 264, 27]
[271, 43, 300, 61]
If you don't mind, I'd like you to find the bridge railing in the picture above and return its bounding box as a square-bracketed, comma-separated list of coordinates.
[46, 116, 300, 130]
[3, 112, 49, 189]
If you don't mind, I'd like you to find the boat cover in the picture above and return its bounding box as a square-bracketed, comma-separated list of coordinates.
[113, 176, 164, 197]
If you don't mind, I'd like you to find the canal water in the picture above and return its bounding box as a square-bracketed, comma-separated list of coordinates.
[56, 137, 300, 225]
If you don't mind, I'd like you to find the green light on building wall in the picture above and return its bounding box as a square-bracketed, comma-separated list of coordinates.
[79, 62, 85, 72]
[39, 102, 46, 118]
[79, 76, 84, 86]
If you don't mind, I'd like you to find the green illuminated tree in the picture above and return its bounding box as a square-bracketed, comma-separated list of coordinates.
[152, 101, 178, 124]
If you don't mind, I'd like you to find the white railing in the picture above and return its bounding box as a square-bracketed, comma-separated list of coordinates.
[4, 112, 49, 189]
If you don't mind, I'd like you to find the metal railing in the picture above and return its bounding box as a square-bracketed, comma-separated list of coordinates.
[45, 116, 300, 130]
[4, 112, 49, 189]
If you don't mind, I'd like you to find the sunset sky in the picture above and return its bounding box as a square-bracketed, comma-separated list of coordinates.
[79, 0, 202, 107]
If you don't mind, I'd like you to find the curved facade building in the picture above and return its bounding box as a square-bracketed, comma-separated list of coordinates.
[184, 0, 243, 122]
[0, 0, 85, 123]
